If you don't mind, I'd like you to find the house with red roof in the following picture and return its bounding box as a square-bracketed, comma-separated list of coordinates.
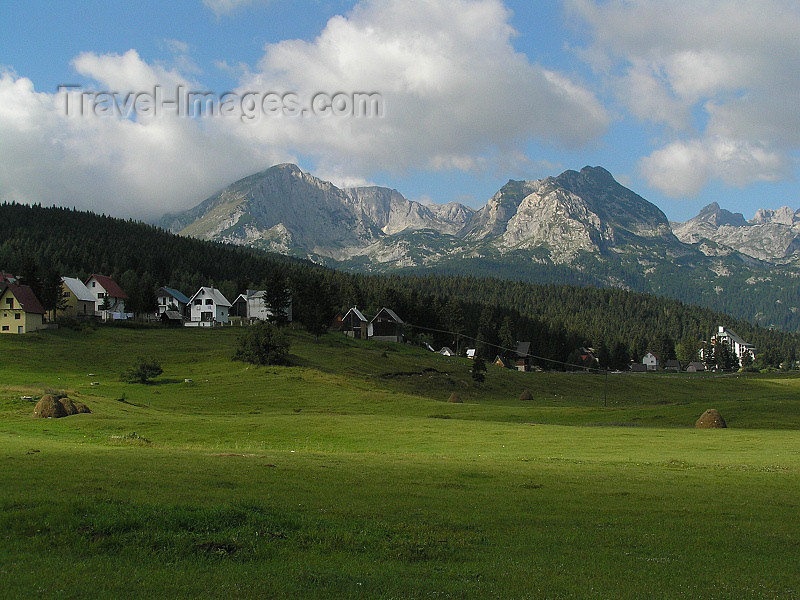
[85, 274, 129, 320]
[0, 283, 46, 334]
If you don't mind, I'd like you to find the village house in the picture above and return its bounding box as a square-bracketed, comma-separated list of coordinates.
[231, 289, 293, 323]
[369, 307, 404, 343]
[494, 355, 512, 369]
[642, 352, 661, 371]
[157, 287, 191, 317]
[712, 326, 756, 362]
[160, 311, 184, 327]
[515, 341, 531, 372]
[187, 287, 231, 326]
[686, 361, 706, 373]
[60, 277, 96, 319]
[664, 359, 681, 372]
[630, 363, 648, 373]
[85, 274, 129, 320]
[438, 347, 456, 357]
[0, 283, 46, 334]
[341, 306, 369, 339]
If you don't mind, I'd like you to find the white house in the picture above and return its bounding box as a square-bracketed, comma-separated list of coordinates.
[642, 352, 661, 371]
[187, 287, 231, 326]
[439, 347, 456, 357]
[85, 274, 129, 320]
[231, 289, 293, 323]
[713, 326, 756, 362]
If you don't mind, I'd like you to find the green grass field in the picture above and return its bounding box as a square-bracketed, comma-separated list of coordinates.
[2, 326, 800, 598]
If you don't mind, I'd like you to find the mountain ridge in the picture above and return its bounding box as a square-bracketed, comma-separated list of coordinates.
[157, 163, 800, 330]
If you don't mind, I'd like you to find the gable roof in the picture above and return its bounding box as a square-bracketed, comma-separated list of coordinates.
[371, 307, 403, 324]
[343, 306, 367, 323]
[515, 341, 531, 357]
[62, 277, 95, 302]
[0, 271, 18, 284]
[162, 310, 184, 320]
[159, 287, 190, 305]
[86, 274, 129, 299]
[643, 351, 660, 361]
[189, 286, 232, 307]
[664, 359, 681, 367]
[3, 283, 46, 314]
[718, 326, 752, 347]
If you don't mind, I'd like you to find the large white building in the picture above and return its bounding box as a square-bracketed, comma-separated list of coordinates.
[713, 326, 756, 362]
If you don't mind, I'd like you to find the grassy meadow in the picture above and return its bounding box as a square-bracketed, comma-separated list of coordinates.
[1, 325, 800, 598]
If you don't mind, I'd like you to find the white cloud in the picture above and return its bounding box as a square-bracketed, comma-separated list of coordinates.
[570, 0, 800, 195]
[238, 0, 610, 177]
[0, 58, 288, 220]
[640, 137, 789, 197]
[202, 0, 257, 17]
[0, 1, 610, 220]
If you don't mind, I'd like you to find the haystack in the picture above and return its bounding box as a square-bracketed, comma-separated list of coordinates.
[32, 395, 91, 418]
[33, 395, 67, 418]
[519, 389, 533, 401]
[695, 409, 726, 429]
[448, 393, 463, 403]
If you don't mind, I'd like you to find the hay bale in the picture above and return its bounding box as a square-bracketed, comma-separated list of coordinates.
[33, 395, 67, 418]
[519, 389, 533, 401]
[72, 401, 91, 414]
[695, 409, 727, 429]
[447, 393, 463, 403]
[58, 398, 79, 416]
[32, 395, 90, 418]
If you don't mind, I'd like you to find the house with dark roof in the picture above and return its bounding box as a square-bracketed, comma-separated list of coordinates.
[369, 307, 404, 342]
[515, 341, 532, 372]
[85, 274, 129, 320]
[341, 306, 368, 339]
[157, 287, 191, 317]
[686, 361, 706, 373]
[712, 326, 756, 362]
[0, 283, 46, 334]
[160, 310, 185, 327]
[664, 359, 681, 372]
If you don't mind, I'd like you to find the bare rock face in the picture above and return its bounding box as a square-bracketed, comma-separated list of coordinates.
[695, 409, 727, 429]
[674, 203, 800, 262]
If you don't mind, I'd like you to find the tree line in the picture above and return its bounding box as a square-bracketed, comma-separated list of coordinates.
[1, 202, 798, 369]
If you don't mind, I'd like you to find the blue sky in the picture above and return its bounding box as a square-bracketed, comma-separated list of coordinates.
[1, 0, 798, 222]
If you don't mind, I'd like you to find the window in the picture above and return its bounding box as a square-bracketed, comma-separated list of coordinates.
[205, 299, 213, 305]
[91, 281, 95, 287]
[15, 313, 21, 320]
[1, 326, 7, 331]
[194, 299, 202, 306]
[5, 298, 12, 308]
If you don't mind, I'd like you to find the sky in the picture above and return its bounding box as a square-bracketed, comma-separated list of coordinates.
[1, 0, 798, 223]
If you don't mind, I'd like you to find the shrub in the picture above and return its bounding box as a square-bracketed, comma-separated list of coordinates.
[234, 321, 290, 366]
[122, 357, 163, 383]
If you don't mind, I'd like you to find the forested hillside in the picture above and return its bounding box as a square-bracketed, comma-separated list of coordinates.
[1, 202, 797, 367]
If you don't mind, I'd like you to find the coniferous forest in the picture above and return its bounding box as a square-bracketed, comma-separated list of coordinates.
[1, 202, 798, 368]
